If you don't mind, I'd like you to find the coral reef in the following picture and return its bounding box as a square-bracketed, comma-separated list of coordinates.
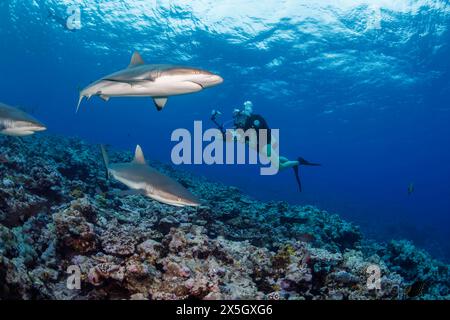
[0, 134, 449, 300]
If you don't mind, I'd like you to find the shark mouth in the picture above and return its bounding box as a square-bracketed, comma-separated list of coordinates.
[189, 81, 205, 89]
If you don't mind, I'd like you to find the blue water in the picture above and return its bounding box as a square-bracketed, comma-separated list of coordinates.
[1, 0, 449, 261]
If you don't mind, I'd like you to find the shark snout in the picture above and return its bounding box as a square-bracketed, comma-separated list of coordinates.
[153, 187, 201, 207]
[29, 125, 47, 132]
[2, 121, 47, 136]
[198, 74, 223, 88]
[21, 121, 47, 133]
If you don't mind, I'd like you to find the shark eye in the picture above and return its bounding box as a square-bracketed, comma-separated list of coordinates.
[177, 197, 182, 202]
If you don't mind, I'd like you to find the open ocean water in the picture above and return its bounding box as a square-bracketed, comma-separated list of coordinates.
[0, 0, 449, 301]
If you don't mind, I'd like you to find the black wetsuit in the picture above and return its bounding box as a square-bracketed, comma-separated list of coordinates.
[211, 111, 320, 192]
[242, 114, 271, 149]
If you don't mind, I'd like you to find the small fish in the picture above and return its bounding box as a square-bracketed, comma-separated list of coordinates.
[408, 183, 414, 195]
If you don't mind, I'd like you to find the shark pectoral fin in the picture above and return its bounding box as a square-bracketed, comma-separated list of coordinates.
[128, 51, 145, 68]
[153, 97, 168, 111]
[100, 95, 110, 102]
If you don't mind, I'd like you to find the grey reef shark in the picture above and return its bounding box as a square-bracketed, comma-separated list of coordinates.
[78, 52, 223, 112]
[0, 102, 46, 136]
[101, 144, 201, 207]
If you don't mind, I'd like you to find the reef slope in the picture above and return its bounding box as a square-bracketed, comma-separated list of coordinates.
[0, 135, 449, 300]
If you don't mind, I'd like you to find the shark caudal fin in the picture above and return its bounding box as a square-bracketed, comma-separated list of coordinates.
[100, 145, 110, 179]
[76, 94, 84, 113]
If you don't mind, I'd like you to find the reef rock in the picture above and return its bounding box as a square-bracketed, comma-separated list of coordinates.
[0, 134, 448, 300]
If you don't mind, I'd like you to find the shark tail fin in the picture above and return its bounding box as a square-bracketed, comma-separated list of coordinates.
[100, 145, 110, 179]
[76, 94, 84, 113]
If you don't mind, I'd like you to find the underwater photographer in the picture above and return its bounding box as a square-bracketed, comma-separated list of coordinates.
[210, 101, 321, 192]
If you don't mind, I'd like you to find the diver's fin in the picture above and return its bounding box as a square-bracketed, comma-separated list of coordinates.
[298, 157, 321, 166]
[153, 97, 168, 111]
[293, 165, 302, 192]
[100, 145, 110, 179]
[100, 95, 110, 102]
[133, 145, 146, 164]
[129, 51, 145, 68]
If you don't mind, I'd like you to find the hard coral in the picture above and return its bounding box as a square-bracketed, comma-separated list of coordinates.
[53, 200, 97, 254]
[0, 134, 448, 300]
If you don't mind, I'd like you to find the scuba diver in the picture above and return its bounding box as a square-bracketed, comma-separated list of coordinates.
[210, 101, 321, 192]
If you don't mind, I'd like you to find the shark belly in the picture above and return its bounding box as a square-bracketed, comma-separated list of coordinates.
[112, 173, 148, 191]
[148, 194, 186, 207]
[1, 128, 35, 136]
[112, 172, 183, 206]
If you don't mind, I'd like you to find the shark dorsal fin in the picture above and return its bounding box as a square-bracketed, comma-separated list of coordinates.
[133, 145, 146, 164]
[129, 52, 145, 68]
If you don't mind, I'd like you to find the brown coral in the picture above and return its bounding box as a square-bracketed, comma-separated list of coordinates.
[53, 202, 97, 254]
